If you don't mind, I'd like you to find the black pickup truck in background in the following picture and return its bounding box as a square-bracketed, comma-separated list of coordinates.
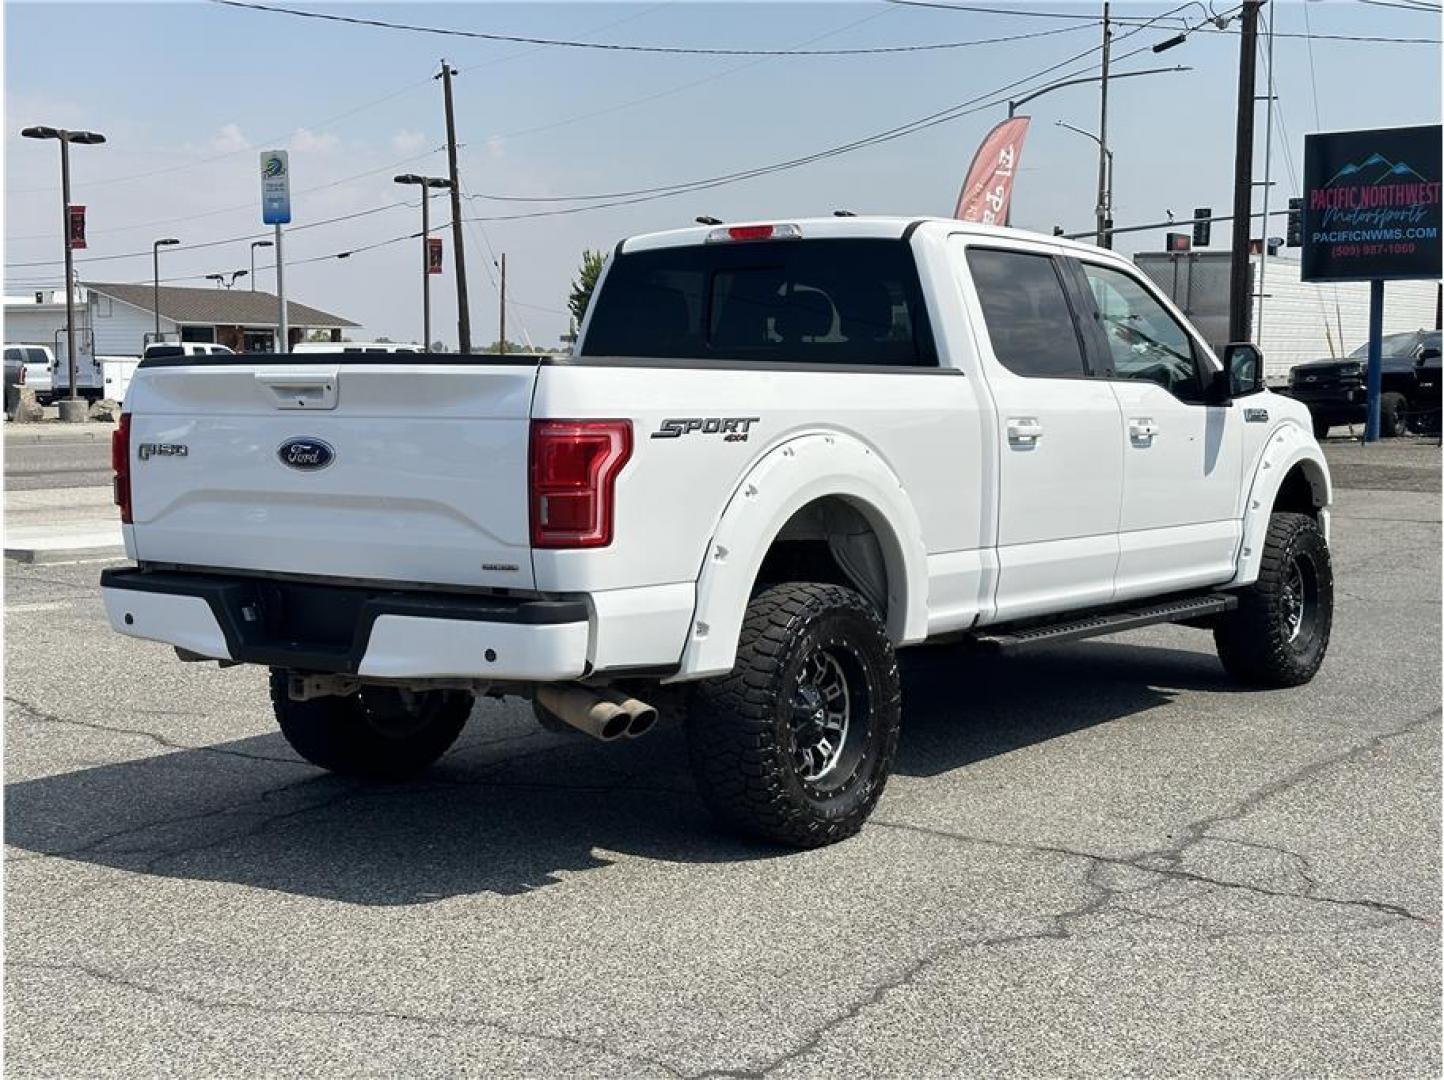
[1285, 330, 1442, 438]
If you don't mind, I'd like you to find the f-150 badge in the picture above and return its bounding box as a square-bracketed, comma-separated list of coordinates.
[651, 417, 759, 442]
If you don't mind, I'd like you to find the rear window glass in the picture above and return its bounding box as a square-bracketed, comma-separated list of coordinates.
[582, 238, 937, 366]
[145, 345, 183, 358]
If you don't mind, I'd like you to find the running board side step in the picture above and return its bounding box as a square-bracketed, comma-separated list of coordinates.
[972, 592, 1238, 651]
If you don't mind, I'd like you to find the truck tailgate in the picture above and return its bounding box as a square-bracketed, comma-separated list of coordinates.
[125, 359, 540, 590]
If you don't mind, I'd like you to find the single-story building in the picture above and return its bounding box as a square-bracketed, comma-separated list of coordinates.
[3, 282, 358, 361]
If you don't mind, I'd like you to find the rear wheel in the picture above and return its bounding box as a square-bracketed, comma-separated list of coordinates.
[685, 583, 901, 848]
[1380, 392, 1408, 438]
[1214, 512, 1333, 688]
[269, 670, 473, 778]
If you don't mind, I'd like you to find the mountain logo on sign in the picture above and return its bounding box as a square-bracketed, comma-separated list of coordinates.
[1324, 152, 1429, 187]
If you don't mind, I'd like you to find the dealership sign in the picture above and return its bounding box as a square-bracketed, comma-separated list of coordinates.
[260, 149, 292, 225]
[1301, 123, 1441, 282]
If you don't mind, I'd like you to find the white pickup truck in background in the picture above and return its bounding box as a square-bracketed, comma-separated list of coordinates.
[101, 217, 1334, 847]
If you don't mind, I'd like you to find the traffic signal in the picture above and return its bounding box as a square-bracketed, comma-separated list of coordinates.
[1192, 207, 1212, 247]
[1166, 232, 1191, 253]
[1286, 197, 1303, 247]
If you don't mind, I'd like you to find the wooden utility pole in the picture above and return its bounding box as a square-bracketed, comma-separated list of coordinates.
[437, 61, 472, 354]
[1095, 2, 1112, 249]
[1228, 1, 1264, 344]
[498, 252, 507, 356]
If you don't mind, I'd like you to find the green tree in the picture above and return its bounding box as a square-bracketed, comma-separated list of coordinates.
[568, 249, 606, 327]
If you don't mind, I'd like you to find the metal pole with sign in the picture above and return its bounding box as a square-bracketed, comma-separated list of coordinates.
[1300, 123, 1442, 444]
[261, 150, 291, 352]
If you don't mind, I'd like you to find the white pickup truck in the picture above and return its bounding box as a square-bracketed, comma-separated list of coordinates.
[102, 217, 1334, 848]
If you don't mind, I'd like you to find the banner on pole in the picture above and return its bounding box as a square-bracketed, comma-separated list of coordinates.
[954, 116, 1030, 226]
[260, 150, 292, 225]
[67, 205, 87, 250]
[427, 237, 444, 275]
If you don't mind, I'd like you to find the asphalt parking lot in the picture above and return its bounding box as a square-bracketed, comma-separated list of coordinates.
[4, 442, 1440, 1076]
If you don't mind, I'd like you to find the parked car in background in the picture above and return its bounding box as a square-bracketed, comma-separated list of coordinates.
[3, 344, 54, 404]
[3, 348, 26, 420]
[141, 343, 237, 360]
[291, 341, 424, 355]
[1284, 329, 1442, 438]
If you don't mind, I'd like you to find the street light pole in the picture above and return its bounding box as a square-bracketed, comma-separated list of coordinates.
[1056, 122, 1113, 241]
[1004, 67, 1188, 119]
[22, 125, 105, 420]
[395, 174, 452, 351]
[250, 240, 273, 291]
[152, 238, 179, 343]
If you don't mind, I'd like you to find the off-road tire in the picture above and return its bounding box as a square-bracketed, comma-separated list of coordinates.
[1380, 392, 1408, 438]
[1214, 512, 1333, 688]
[1310, 415, 1331, 441]
[269, 669, 472, 779]
[685, 583, 901, 848]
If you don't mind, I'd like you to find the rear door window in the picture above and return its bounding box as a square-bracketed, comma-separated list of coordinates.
[582, 238, 937, 366]
[965, 248, 1089, 378]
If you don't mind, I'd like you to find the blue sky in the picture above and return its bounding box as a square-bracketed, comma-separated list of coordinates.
[4, 1, 1440, 348]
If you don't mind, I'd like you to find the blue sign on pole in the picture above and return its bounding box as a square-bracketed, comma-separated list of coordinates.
[260, 150, 291, 225]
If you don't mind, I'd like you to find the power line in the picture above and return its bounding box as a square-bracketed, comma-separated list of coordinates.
[492, 6, 906, 144]
[4, 201, 413, 269]
[208, 0, 1100, 56]
[461, 36, 1176, 210]
[889, 0, 1440, 42]
[1355, 0, 1441, 12]
[8, 76, 434, 196]
[6, 146, 446, 242]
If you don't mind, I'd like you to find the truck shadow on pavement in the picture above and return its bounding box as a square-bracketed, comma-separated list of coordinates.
[5, 640, 1243, 904]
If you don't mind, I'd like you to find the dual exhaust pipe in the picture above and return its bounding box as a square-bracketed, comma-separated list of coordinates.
[535, 684, 658, 742]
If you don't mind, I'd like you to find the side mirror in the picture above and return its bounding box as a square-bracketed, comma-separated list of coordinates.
[1222, 341, 1265, 398]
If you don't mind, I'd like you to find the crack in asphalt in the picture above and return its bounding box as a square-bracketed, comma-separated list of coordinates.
[5, 695, 307, 766]
[695, 706, 1440, 1078]
[7, 959, 684, 1078]
[6, 694, 1437, 1077]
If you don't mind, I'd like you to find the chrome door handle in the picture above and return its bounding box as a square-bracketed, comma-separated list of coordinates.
[1128, 418, 1159, 443]
[1006, 417, 1044, 446]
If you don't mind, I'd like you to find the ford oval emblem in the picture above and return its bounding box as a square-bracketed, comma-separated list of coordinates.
[278, 437, 334, 471]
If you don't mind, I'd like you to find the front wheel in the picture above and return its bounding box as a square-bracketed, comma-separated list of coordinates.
[1310, 415, 1332, 441]
[1214, 512, 1333, 688]
[1380, 392, 1409, 438]
[685, 583, 901, 848]
[269, 670, 473, 779]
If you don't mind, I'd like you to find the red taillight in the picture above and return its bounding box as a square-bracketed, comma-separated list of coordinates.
[15, 365, 25, 386]
[529, 419, 631, 549]
[112, 413, 132, 524]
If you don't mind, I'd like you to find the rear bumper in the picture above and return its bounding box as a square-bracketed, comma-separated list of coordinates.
[100, 567, 591, 681]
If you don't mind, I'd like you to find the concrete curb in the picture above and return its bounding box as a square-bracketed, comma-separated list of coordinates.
[4, 524, 125, 564]
[5, 540, 127, 565]
[4, 423, 114, 445]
